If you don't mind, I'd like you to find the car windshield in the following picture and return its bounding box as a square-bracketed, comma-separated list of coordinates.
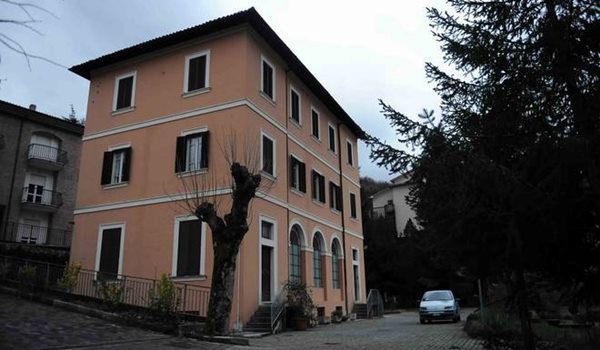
[423, 291, 452, 301]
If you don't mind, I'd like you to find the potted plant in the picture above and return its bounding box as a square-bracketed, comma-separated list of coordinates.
[331, 308, 343, 323]
[285, 280, 315, 331]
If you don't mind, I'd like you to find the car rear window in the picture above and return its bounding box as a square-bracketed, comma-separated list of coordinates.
[423, 291, 452, 301]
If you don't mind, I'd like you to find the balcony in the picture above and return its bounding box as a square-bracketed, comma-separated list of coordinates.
[20, 187, 63, 212]
[27, 143, 67, 171]
[1, 222, 71, 247]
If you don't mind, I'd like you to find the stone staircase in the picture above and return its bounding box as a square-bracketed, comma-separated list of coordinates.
[244, 305, 271, 332]
[353, 303, 368, 319]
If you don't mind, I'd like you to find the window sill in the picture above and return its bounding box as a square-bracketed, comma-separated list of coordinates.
[328, 149, 337, 156]
[171, 275, 207, 282]
[182, 87, 211, 98]
[259, 91, 276, 106]
[331, 208, 341, 215]
[289, 118, 302, 128]
[260, 171, 276, 181]
[291, 188, 305, 197]
[102, 182, 129, 190]
[311, 135, 321, 144]
[177, 169, 208, 178]
[350, 217, 358, 223]
[312, 199, 325, 207]
[112, 106, 135, 116]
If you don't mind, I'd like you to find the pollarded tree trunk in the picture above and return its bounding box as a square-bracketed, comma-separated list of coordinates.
[194, 162, 261, 335]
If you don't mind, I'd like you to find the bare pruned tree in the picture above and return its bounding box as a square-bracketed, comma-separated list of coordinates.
[0, 0, 63, 69]
[168, 129, 273, 335]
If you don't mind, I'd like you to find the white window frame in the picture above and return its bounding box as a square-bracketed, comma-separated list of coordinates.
[112, 71, 137, 112]
[260, 131, 276, 178]
[289, 86, 301, 125]
[346, 138, 354, 166]
[183, 49, 211, 94]
[290, 153, 304, 193]
[95, 223, 126, 279]
[312, 168, 325, 204]
[171, 216, 207, 279]
[330, 180, 341, 212]
[352, 247, 361, 301]
[258, 215, 278, 304]
[349, 191, 358, 219]
[311, 107, 321, 141]
[328, 123, 337, 153]
[311, 230, 326, 288]
[106, 143, 131, 186]
[260, 55, 276, 102]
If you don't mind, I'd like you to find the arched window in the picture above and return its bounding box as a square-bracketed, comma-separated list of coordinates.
[332, 239, 341, 289]
[313, 233, 323, 287]
[289, 225, 302, 282]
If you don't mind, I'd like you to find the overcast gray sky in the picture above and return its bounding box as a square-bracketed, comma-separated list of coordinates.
[0, 0, 447, 181]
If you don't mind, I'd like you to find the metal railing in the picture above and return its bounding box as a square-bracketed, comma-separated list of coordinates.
[366, 289, 384, 318]
[270, 285, 288, 333]
[371, 204, 395, 220]
[1, 222, 71, 247]
[0, 255, 211, 318]
[27, 143, 67, 165]
[21, 187, 63, 208]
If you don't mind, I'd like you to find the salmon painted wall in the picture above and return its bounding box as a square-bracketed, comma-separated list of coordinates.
[72, 26, 365, 330]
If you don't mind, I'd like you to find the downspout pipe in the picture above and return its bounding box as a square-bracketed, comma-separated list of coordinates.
[4, 118, 24, 236]
[336, 122, 350, 314]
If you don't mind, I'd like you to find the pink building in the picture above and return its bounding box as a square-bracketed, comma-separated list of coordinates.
[69, 8, 366, 331]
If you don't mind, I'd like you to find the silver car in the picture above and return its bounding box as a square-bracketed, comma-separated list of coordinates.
[418, 290, 460, 324]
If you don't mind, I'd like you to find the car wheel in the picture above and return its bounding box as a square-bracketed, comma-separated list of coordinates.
[420, 318, 426, 324]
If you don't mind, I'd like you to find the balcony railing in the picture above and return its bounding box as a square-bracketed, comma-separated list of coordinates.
[1, 221, 71, 247]
[27, 144, 67, 170]
[371, 203, 395, 220]
[21, 187, 63, 211]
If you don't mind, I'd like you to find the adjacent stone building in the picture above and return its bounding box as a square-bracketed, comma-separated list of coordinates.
[0, 100, 83, 248]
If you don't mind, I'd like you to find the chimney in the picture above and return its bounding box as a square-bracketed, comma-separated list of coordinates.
[29, 104, 37, 111]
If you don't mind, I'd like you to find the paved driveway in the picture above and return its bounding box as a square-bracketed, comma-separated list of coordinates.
[250, 309, 484, 350]
[0, 293, 482, 349]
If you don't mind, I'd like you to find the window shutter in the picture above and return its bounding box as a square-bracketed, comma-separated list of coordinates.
[289, 156, 296, 188]
[319, 175, 325, 202]
[311, 171, 317, 199]
[337, 186, 342, 210]
[175, 136, 187, 173]
[101, 151, 113, 185]
[299, 161, 306, 193]
[121, 147, 132, 182]
[200, 131, 209, 169]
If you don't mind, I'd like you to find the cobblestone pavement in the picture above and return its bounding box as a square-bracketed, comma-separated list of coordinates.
[0, 294, 249, 350]
[0, 293, 483, 349]
[250, 309, 485, 350]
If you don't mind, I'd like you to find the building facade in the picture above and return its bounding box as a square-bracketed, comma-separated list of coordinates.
[371, 174, 416, 237]
[69, 8, 366, 330]
[0, 100, 83, 248]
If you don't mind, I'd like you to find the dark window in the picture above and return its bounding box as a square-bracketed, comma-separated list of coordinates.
[311, 110, 320, 139]
[328, 125, 336, 152]
[175, 131, 209, 173]
[262, 135, 274, 176]
[101, 147, 132, 185]
[289, 227, 302, 282]
[311, 170, 325, 203]
[332, 241, 340, 289]
[187, 54, 207, 92]
[98, 227, 122, 281]
[261, 220, 273, 239]
[176, 219, 202, 277]
[350, 193, 357, 218]
[347, 140, 353, 166]
[262, 60, 274, 99]
[313, 235, 322, 287]
[290, 156, 306, 193]
[329, 182, 341, 211]
[352, 249, 358, 261]
[115, 75, 134, 110]
[290, 90, 300, 123]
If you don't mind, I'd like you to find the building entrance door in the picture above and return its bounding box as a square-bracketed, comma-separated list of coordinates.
[261, 245, 273, 302]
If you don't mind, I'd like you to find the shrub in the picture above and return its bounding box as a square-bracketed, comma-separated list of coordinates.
[57, 263, 81, 292]
[286, 280, 316, 322]
[148, 273, 180, 316]
[18, 264, 37, 285]
[98, 281, 124, 310]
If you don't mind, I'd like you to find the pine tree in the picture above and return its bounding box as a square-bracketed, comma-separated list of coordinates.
[366, 1, 599, 348]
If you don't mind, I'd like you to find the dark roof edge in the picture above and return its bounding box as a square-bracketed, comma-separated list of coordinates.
[0, 100, 84, 135]
[69, 8, 365, 138]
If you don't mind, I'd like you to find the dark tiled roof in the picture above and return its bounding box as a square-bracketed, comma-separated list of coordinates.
[0, 99, 84, 135]
[69, 8, 365, 138]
